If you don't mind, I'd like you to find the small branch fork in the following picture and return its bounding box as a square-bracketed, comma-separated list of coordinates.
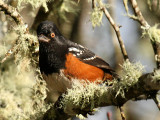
[92, 0, 128, 61]
[102, 7, 128, 61]
[123, 0, 160, 110]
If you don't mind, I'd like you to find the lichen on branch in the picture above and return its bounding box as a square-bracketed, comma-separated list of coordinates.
[53, 61, 145, 118]
[142, 24, 160, 43]
[114, 60, 144, 98]
[0, 65, 50, 120]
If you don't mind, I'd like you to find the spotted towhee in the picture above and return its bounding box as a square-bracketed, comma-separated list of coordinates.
[37, 21, 118, 102]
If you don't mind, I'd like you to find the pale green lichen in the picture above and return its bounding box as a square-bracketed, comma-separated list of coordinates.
[114, 60, 144, 98]
[61, 61, 144, 115]
[91, 7, 103, 27]
[90, 0, 111, 27]
[0, 65, 50, 120]
[90, 0, 108, 28]
[12, 24, 38, 65]
[61, 80, 108, 115]
[0, 23, 49, 119]
[17, 0, 51, 12]
[142, 24, 160, 43]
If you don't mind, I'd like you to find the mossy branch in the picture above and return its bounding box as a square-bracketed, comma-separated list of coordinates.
[123, 0, 160, 110]
[0, 1, 25, 63]
[44, 70, 160, 119]
[44, 61, 157, 119]
[0, 1, 39, 64]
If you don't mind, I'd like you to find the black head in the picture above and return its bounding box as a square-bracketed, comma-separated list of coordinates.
[37, 21, 68, 74]
[37, 21, 63, 43]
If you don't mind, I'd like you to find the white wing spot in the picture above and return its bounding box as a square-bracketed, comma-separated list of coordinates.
[68, 47, 81, 52]
[69, 47, 84, 56]
[83, 56, 96, 60]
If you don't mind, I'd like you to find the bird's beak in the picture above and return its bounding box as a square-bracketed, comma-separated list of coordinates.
[38, 34, 50, 43]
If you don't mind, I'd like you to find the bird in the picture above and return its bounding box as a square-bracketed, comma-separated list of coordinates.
[37, 20, 118, 102]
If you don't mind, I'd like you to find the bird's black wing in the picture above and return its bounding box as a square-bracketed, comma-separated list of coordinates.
[67, 42, 114, 73]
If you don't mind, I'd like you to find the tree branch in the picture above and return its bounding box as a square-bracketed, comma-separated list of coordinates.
[0, 1, 24, 25]
[127, 0, 160, 69]
[0, 1, 34, 63]
[130, 0, 149, 27]
[124, 0, 160, 110]
[108, 0, 123, 69]
[44, 71, 160, 119]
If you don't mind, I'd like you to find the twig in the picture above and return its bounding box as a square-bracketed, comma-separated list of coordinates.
[0, 1, 24, 25]
[123, 0, 149, 27]
[102, 6, 128, 60]
[124, 0, 160, 111]
[92, 0, 128, 61]
[108, 0, 123, 69]
[1, 45, 15, 63]
[119, 106, 126, 120]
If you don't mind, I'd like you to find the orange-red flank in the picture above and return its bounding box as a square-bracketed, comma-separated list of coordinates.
[64, 53, 113, 82]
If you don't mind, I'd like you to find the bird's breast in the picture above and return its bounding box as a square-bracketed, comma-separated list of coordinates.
[42, 71, 72, 102]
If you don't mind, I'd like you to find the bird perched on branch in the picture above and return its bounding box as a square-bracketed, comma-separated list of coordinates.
[37, 21, 118, 102]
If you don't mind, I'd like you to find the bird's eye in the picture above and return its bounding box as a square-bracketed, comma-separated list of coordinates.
[51, 33, 55, 38]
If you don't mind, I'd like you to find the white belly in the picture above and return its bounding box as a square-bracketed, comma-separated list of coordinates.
[42, 72, 72, 102]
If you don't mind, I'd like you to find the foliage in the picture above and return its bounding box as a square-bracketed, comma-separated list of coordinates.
[17, 0, 51, 12]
